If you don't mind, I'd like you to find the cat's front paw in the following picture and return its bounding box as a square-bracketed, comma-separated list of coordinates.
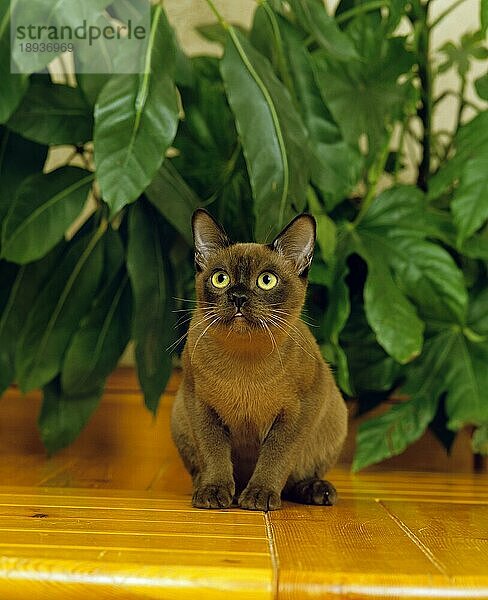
[239, 485, 281, 511]
[192, 483, 234, 509]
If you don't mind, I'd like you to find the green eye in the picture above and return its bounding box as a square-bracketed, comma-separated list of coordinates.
[257, 272, 278, 290]
[211, 270, 230, 289]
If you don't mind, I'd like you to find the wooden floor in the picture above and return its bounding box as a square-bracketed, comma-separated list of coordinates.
[1, 369, 487, 599]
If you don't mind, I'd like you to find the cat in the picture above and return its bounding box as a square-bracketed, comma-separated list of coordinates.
[171, 209, 348, 511]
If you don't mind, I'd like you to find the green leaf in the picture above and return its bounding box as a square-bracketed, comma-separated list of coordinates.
[287, 0, 358, 60]
[312, 34, 415, 155]
[451, 157, 488, 245]
[62, 271, 131, 395]
[360, 242, 424, 364]
[94, 5, 179, 216]
[0, 243, 65, 395]
[39, 379, 103, 455]
[1, 167, 94, 264]
[472, 424, 488, 455]
[275, 18, 362, 209]
[76, 74, 110, 108]
[145, 161, 201, 246]
[220, 28, 309, 240]
[196, 22, 248, 46]
[429, 112, 488, 200]
[444, 334, 488, 430]
[359, 187, 468, 324]
[0, 0, 28, 123]
[15, 224, 105, 392]
[307, 188, 336, 262]
[353, 393, 438, 472]
[475, 70, 488, 101]
[0, 128, 47, 249]
[352, 330, 453, 471]
[482, 0, 488, 33]
[319, 250, 352, 395]
[7, 80, 93, 145]
[127, 203, 173, 413]
[311, 142, 363, 210]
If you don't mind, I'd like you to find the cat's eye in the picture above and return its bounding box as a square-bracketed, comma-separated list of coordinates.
[211, 270, 230, 289]
[257, 272, 278, 290]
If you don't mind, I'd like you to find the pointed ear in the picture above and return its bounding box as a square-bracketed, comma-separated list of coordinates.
[192, 209, 231, 270]
[271, 214, 316, 275]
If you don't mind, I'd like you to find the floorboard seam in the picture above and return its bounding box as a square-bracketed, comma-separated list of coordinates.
[376, 499, 450, 578]
[264, 512, 280, 600]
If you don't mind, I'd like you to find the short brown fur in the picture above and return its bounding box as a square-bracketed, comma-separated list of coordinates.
[171, 210, 347, 511]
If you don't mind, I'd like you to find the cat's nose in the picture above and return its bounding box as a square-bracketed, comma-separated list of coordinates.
[231, 292, 248, 310]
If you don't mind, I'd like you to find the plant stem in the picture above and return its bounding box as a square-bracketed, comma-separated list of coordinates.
[204, 0, 228, 28]
[416, 1, 432, 192]
[335, 0, 386, 24]
[429, 0, 469, 30]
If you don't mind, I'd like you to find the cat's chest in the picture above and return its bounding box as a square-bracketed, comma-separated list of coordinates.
[197, 366, 291, 433]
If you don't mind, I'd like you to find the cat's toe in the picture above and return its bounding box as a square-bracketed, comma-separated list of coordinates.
[287, 478, 337, 506]
[192, 483, 233, 509]
[239, 485, 281, 511]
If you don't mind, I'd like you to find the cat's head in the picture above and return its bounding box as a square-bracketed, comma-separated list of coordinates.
[191, 209, 315, 338]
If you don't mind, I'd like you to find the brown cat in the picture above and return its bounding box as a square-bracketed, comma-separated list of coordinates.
[171, 209, 347, 511]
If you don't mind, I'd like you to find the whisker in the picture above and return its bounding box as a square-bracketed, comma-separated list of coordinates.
[268, 317, 317, 361]
[191, 316, 221, 362]
[270, 313, 315, 348]
[167, 311, 218, 351]
[270, 308, 318, 327]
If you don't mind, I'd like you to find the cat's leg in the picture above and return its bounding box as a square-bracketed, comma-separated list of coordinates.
[238, 411, 301, 511]
[182, 395, 235, 509]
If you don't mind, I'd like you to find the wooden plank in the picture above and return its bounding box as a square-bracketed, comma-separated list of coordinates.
[0, 556, 272, 600]
[379, 499, 488, 582]
[269, 498, 454, 600]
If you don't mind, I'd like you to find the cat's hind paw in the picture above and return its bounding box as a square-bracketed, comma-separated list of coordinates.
[285, 478, 337, 506]
[239, 485, 281, 511]
[192, 483, 234, 509]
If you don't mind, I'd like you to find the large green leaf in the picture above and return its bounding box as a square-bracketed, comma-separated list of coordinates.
[359, 187, 468, 324]
[7, 80, 93, 145]
[94, 5, 179, 216]
[220, 28, 309, 241]
[62, 271, 131, 395]
[482, 0, 488, 33]
[352, 331, 451, 471]
[353, 293, 488, 470]
[275, 17, 362, 209]
[1, 167, 94, 264]
[127, 203, 173, 413]
[451, 157, 488, 245]
[0, 127, 47, 248]
[312, 34, 415, 155]
[40, 379, 103, 455]
[0, 0, 28, 123]
[15, 224, 105, 392]
[286, 0, 358, 60]
[145, 161, 201, 246]
[359, 240, 424, 364]
[0, 243, 65, 395]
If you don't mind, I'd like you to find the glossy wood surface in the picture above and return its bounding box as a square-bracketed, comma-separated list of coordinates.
[0, 369, 487, 599]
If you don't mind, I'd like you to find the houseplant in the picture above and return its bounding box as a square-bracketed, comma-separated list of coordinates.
[0, 0, 487, 468]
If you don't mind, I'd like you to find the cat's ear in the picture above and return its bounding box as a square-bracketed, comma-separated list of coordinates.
[271, 214, 316, 276]
[192, 209, 231, 270]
